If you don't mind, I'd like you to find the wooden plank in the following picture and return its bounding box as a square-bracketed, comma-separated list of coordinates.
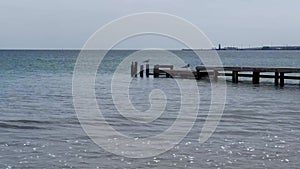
[162, 70, 197, 79]
[158, 65, 174, 69]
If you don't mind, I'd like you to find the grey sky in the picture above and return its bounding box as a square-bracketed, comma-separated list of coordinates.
[0, 0, 299, 49]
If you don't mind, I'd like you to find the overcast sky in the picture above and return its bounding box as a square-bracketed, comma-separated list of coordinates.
[1, 0, 299, 49]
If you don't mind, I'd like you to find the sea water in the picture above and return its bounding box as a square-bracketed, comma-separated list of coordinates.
[0, 50, 299, 168]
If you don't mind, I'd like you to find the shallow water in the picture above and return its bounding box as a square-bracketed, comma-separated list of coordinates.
[0, 50, 299, 168]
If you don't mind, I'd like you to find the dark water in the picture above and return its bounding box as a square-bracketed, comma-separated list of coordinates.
[0, 50, 300, 168]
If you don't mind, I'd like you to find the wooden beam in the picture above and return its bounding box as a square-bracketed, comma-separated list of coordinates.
[158, 65, 174, 69]
[196, 66, 300, 73]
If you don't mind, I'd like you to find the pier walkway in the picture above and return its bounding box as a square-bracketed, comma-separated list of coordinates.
[131, 62, 300, 87]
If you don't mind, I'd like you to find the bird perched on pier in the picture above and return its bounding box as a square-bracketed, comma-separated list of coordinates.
[181, 64, 190, 68]
[143, 59, 150, 63]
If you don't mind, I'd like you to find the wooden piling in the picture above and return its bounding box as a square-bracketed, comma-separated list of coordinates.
[275, 72, 279, 86]
[252, 71, 260, 84]
[196, 70, 201, 80]
[214, 70, 219, 82]
[232, 71, 238, 83]
[134, 62, 138, 77]
[280, 72, 285, 87]
[170, 65, 174, 70]
[131, 62, 134, 77]
[146, 64, 150, 78]
[140, 65, 144, 78]
[166, 72, 170, 78]
[154, 65, 159, 78]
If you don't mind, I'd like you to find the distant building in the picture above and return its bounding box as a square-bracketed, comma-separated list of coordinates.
[224, 47, 238, 50]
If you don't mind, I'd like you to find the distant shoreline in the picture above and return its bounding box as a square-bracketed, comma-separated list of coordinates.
[183, 45, 300, 51]
[217, 46, 300, 51]
[1, 46, 300, 51]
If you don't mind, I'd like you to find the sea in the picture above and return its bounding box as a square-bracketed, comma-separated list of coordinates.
[0, 50, 300, 169]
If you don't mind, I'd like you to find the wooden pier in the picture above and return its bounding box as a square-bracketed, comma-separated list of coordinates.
[196, 66, 300, 87]
[131, 62, 300, 87]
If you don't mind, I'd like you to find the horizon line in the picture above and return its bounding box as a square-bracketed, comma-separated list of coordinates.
[1, 45, 300, 51]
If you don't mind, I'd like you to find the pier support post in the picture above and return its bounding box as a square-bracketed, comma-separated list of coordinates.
[154, 65, 159, 78]
[131, 62, 134, 77]
[214, 70, 219, 82]
[252, 71, 260, 84]
[280, 72, 285, 87]
[232, 71, 238, 83]
[146, 64, 150, 78]
[274, 72, 279, 86]
[166, 71, 170, 78]
[134, 62, 138, 77]
[140, 65, 144, 78]
[196, 70, 201, 80]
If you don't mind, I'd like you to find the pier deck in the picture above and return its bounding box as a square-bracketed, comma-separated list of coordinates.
[196, 66, 300, 87]
[131, 62, 300, 87]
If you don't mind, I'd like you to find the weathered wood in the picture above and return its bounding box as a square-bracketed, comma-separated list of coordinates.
[196, 71, 210, 79]
[214, 70, 219, 82]
[196, 66, 300, 86]
[131, 62, 138, 77]
[225, 73, 300, 80]
[153, 65, 175, 78]
[131, 62, 134, 77]
[132, 63, 300, 86]
[196, 66, 300, 73]
[252, 71, 260, 84]
[140, 65, 144, 78]
[232, 71, 238, 83]
[146, 64, 150, 78]
[196, 70, 201, 80]
[166, 71, 171, 78]
[158, 65, 174, 69]
[280, 73, 285, 87]
[154, 65, 159, 78]
[275, 72, 279, 86]
[162, 70, 197, 79]
[134, 62, 138, 77]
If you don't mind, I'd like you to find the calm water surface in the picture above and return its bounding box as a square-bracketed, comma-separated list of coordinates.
[0, 50, 300, 168]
